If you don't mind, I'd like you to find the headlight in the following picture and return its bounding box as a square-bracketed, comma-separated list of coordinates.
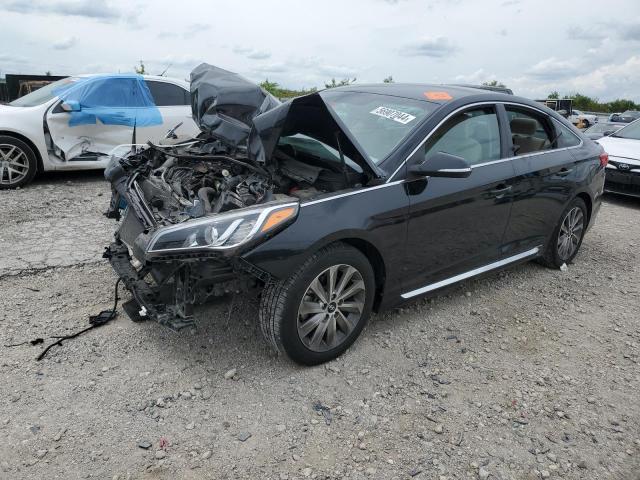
[147, 202, 298, 253]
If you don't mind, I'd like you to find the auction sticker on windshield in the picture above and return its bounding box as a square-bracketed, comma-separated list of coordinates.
[370, 106, 416, 125]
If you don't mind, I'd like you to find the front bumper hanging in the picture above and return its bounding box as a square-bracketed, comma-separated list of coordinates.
[104, 242, 196, 330]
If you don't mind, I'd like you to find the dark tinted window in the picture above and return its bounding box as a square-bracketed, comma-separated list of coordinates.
[146, 81, 189, 106]
[553, 119, 581, 148]
[506, 107, 554, 155]
[424, 106, 501, 165]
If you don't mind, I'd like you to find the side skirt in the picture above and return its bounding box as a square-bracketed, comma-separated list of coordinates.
[400, 247, 540, 299]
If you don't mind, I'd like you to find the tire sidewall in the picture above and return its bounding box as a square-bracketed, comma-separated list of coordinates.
[279, 246, 376, 365]
[549, 198, 587, 267]
[0, 135, 38, 189]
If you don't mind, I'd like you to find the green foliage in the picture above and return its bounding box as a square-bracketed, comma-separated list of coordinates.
[259, 79, 317, 99]
[547, 91, 640, 113]
[45, 71, 52, 76]
[324, 77, 356, 89]
[134, 60, 146, 75]
[482, 80, 506, 88]
[548, 91, 559, 99]
[383, 75, 394, 83]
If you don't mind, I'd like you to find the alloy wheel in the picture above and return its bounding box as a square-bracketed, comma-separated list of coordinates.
[557, 206, 584, 260]
[0, 144, 30, 186]
[297, 264, 366, 352]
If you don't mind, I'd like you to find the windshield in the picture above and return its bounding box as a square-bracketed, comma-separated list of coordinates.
[612, 119, 640, 140]
[320, 91, 436, 164]
[9, 77, 80, 107]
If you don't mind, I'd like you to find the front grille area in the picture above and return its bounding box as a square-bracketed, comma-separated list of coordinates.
[605, 168, 640, 197]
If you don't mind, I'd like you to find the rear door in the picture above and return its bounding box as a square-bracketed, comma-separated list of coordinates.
[501, 104, 581, 252]
[402, 104, 517, 298]
[144, 80, 200, 142]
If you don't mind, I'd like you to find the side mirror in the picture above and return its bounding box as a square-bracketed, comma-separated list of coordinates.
[409, 151, 472, 178]
[61, 100, 81, 112]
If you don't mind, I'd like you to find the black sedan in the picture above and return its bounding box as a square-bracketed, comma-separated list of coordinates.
[105, 65, 606, 365]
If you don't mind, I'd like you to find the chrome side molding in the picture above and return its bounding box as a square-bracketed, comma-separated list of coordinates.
[400, 247, 540, 299]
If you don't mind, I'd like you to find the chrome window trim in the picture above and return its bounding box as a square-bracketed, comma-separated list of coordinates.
[400, 247, 540, 299]
[387, 101, 585, 182]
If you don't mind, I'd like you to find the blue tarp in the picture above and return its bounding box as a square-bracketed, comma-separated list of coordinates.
[54, 74, 162, 127]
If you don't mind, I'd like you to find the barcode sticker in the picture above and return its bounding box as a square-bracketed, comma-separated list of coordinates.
[370, 106, 416, 125]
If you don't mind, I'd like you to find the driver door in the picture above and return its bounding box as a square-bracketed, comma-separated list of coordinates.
[402, 104, 517, 298]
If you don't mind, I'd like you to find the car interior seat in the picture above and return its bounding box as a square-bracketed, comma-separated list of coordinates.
[511, 118, 545, 155]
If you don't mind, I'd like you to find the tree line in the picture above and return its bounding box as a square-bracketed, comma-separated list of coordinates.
[547, 91, 639, 113]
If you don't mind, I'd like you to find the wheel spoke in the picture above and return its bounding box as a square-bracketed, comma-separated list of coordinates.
[337, 280, 365, 302]
[338, 301, 363, 313]
[299, 313, 325, 337]
[325, 316, 337, 347]
[309, 277, 328, 304]
[335, 310, 353, 334]
[334, 266, 356, 298]
[299, 301, 325, 316]
[327, 265, 338, 299]
[309, 318, 329, 348]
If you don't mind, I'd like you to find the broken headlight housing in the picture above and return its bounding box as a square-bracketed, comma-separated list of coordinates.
[147, 202, 299, 254]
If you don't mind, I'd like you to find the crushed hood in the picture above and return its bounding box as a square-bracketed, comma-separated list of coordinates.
[190, 63, 280, 146]
[190, 64, 382, 179]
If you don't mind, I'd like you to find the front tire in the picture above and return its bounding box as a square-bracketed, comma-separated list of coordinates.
[539, 197, 587, 268]
[259, 242, 376, 365]
[0, 136, 37, 189]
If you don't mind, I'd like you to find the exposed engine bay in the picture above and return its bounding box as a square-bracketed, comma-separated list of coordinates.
[111, 135, 366, 226]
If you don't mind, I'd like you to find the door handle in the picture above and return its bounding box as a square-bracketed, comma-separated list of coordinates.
[557, 168, 573, 176]
[489, 185, 512, 197]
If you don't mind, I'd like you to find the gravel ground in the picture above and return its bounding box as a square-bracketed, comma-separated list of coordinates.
[1, 171, 639, 480]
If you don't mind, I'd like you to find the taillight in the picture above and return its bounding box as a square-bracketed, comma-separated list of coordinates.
[599, 152, 609, 167]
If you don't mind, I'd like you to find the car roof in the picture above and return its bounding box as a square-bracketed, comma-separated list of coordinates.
[75, 73, 188, 87]
[326, 83, 515, 104]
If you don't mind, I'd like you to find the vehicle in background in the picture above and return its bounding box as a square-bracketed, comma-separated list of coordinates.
[568, 109, 598, 128]
[0, 74, 199, 189]
[105, 64, 606, 365]
[596, 119, 640, 198]
[537, 99, 572, 119]
[583, 122, 624, 140]
[609, 110, 640, 123]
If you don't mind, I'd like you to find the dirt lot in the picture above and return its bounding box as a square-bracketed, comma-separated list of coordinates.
[1, 171, 639, 480]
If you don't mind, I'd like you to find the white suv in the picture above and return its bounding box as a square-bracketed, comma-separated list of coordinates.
[0, 74, 200, 189]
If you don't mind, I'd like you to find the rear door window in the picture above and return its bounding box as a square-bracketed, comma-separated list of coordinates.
[552, 119, 581, 148]
[505, 107, 554, 155]
[146, 81, 190, 106]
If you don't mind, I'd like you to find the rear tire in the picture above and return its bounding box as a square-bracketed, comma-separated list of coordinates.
[259, 242, 375, 365]
[582, 120, 590, 128]
[0, 135, 37, 189]
[538, 197, 587, 269]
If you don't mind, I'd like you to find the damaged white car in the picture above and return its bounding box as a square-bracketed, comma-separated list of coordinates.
[0, 74, 199, 189]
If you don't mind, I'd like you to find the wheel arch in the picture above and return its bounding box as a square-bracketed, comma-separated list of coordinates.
[0, 130, 44, 172]
[575, 191, 593, 225]
[339, 237, 387, 312]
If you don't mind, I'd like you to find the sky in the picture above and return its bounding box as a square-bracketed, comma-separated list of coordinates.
[1, 0, 639, 101]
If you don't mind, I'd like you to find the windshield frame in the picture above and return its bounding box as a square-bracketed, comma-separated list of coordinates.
[8, 76, 79, 107]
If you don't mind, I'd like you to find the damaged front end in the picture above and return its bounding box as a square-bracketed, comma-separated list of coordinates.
[104, 63, 381, 329]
